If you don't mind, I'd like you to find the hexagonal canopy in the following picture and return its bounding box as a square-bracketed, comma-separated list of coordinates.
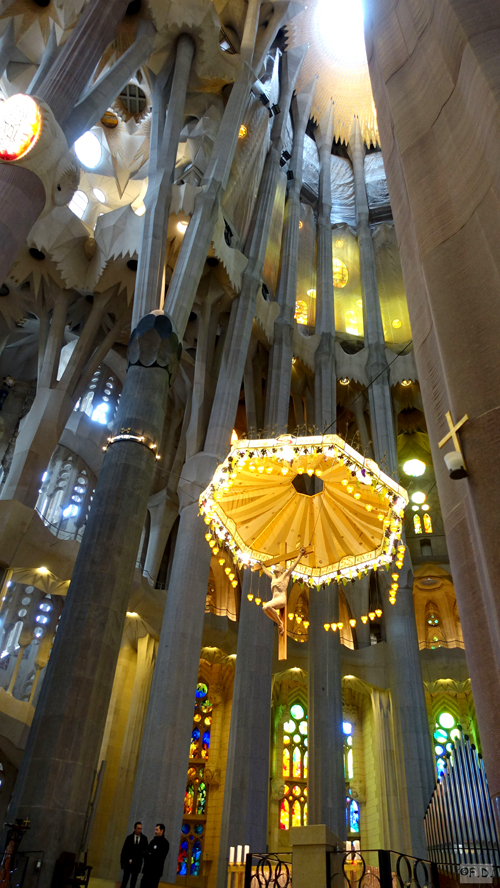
[199, 435, 408, 586]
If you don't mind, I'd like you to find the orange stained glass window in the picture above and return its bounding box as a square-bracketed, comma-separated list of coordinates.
[413, 514, 422, 534]
[184, 784, 194, 815]
[423, 513, 433, 534]
[294, 300, 308, 325]
[283, 747, 290, 777]
[280, 800, 290, 830]
[292, 800, 301, 827]
[292, 746, 301, 778]
[303, 750, 308, 779]
[304, 802, 308, 823]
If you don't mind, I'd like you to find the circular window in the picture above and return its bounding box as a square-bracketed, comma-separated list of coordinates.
[74, 131, 102, 169]
[332, 258, 349, 288]
[21, 598, 31, 606]
[34, 627, 44, 638]
[18, 609, 27, 617]
[25, 586, 34, 594]
[118, 84, 147, 120]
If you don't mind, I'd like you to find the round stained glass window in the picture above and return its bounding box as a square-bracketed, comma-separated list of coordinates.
[292, 786, 301, 796]
[25, 586, 34, 593]
[34, 627, 43, 638]
[299, 721, 308, 735]
[196, 683, 208, 698]
[194, 824, 204, 835]
[181, 824, 190, 834]
[293, 734, 301, 743]
[284, 720, 295, 733]
[450, 728, 461, 741]
[290, 704, 304, 720]
[200, 699, 212, 712]
[434, 728, 448, 742]
[439, 712, 455, 729]
[21, 598, 31, 606]
[193, 714, 201, 722]
[18, 609, 27, 617]
[204, 716, 212, 725]
[332, 258, 348, 288]
[434, 745, 444, 756]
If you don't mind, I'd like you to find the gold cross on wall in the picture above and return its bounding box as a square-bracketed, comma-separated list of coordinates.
[438, 410, 469, 467]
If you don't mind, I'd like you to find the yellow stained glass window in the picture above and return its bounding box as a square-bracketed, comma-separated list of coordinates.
[292, 800, 301, 827]
[280, 799, 289, 829]
[303, 750, 308, 779]
[294, 300, 308, 325]
[293, 746, 301, 778]
[283, 747, 290, 777]
[423, 513, 433, 534]
[414, 514, 422, 534]
[333, 258, 349, 289]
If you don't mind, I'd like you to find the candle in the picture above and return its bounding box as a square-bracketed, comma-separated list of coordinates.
[244, 845, 250, 862]
[236, 845, 242, 864]
[229, 847, 235, 864]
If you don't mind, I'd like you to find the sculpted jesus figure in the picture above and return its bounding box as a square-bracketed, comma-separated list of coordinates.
[254, 548, 306, 636]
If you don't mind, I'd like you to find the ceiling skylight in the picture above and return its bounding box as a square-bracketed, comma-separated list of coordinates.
[316, 0, 367, 68]
[74, 131, 102, 169]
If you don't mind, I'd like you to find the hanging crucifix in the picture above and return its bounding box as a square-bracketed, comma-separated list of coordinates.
[252, 543, 312, 660]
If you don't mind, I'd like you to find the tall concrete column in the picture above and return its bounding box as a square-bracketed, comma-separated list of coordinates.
[5, 34, 192, 880]
[132, 35, 195, 328]
[365, 0, 500, 825]
[308, 585, 345, 838]
[98, 633, 157, 880]
[349, 118, 398, 473]
[349, 117, 434, 854]
[0, 0, 131, 284]
[129, 47, 308, 886]
[307, 100, 345, 838]
[215, 573, 274, 888]
[265, 78, 317, 432]
[314, 100, 337, 432]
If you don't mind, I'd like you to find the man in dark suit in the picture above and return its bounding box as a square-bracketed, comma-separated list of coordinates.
[120, 821, 148, 888]
[141, 824, 169, 888]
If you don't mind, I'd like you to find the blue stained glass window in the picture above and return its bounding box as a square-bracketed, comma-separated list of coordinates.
[181, 824, 190, 835]
[194, 824, 204, 835]
[192, 728, 200, 741]
[196, 683, 208, 698]
[343, 721, 352, 735]
[177, 839, 188, 876]
[203, 731, 210, 749]
[190, 840, 202, 876]
[349, 800, 360, 833]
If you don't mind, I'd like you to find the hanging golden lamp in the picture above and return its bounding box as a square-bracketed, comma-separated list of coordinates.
[199, 435, 408, 589]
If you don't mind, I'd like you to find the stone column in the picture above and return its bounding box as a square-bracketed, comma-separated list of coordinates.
[349, 118, 434, 854]
[365, 0, 500, 826]
[98, 633, 157, 880]
[308, 102, 345, 838]
[348, 118, 398, 473]
[0, 0, 130, 284]
[131, 35, 195, 328]
[314, 100, 336, 432]
[129, 46, 308, 887]
[264, 77, 317, 432]
[308, 586, 345, 839]
[215, 574, 274, 888]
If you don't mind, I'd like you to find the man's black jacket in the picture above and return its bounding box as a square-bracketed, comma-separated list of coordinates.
[143, 835, 170, 877]
[120, 833, 149, 871]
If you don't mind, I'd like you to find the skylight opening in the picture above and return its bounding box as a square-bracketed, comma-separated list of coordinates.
[316, 0, 367, 68]
[74, 131, 102, 169]
[68, 190, 89, 219]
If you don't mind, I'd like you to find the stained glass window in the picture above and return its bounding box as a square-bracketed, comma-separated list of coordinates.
[413, 514, 422, 534]
[423, 513, 433, 534]
[294, 300, 308, 325]
[283, 747, 290, 777]
[433, 712, 457, 777]
[178, 680, 213, 876]
[280, 699, 308, 829]
[349, 799, 360, 833]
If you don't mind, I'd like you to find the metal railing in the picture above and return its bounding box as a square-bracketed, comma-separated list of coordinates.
[327, 850, 440, 888]
[244, 852, 292, 888]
